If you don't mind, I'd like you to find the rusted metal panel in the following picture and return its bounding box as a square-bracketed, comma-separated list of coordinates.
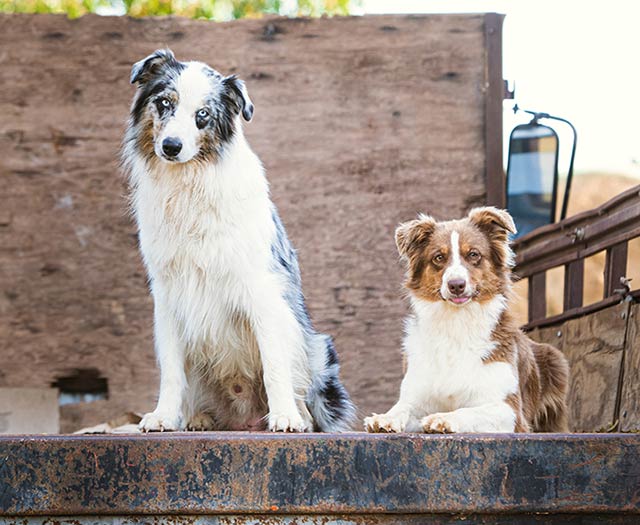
[1, 514, 639, 524]
[0, 434, 638, 516]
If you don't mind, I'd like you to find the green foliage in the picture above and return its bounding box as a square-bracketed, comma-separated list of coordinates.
[0, 0, 356, 18]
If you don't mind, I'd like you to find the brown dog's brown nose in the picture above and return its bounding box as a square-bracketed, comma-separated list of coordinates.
[448, 279, 466, 296]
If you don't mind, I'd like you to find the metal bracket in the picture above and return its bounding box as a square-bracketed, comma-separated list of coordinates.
[614, 276, 633, 298]
[568, 227, 585, 243]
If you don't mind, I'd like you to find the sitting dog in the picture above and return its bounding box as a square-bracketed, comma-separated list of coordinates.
[122, 49, 355, 432]
[365, 207, 569, 433]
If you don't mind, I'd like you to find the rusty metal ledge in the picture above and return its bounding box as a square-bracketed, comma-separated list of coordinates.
[1, 515, 639, 525]
[0, 433, 638, 516]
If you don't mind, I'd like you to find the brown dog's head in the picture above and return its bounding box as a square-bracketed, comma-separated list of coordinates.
[395, 207, 516, 306]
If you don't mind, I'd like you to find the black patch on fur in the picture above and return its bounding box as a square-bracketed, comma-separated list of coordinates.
[269, 207, 315, 334]
[326, 340, 339, 367]
[131, 78, 176, 126]
[129, 50, 185, 126]
[194, 75, 252, 162]
[213, 87, 238, 143]
[222, 75, 254, 121]
[319, 375, 351, 421]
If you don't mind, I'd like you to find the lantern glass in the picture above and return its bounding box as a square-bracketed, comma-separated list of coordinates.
[506, 123, 559, 238]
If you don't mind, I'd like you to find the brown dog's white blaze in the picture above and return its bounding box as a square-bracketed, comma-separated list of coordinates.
[396, 207, 517, 306]
[366, 206, 569, 434]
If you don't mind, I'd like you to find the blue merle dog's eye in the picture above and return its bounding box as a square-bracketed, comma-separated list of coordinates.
[196, 108, 210, 129]
[155, 97, 172, 114]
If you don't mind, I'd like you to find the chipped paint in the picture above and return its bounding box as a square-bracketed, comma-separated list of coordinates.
[0, 433, 638, 519]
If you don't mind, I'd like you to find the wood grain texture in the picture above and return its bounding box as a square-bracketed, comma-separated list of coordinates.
[620, 302, 640, 431]
[0, 13, 495, 431]
[529, 304, 628, 432]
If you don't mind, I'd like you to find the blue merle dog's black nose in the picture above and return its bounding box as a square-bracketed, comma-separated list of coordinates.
[162, 137, 182, 157]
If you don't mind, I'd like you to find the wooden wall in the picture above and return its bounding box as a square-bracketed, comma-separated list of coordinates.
[0, 13, 502, 431]
[529, 301, 640, 432]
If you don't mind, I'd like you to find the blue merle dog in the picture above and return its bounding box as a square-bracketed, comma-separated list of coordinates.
[121, 49, 355, 432]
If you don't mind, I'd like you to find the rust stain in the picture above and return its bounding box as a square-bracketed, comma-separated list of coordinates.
[0, 433, 638, 517]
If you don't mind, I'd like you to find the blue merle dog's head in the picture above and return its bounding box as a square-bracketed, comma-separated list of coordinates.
[127, 49, 253, 164]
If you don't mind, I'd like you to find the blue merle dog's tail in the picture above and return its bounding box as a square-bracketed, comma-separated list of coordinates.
[306, 334, 357, 432]
[269, 206, 356, 432]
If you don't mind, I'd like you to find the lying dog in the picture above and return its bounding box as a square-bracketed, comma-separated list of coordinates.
[365, 207, 569, 433]
[122, 49, 355, 432]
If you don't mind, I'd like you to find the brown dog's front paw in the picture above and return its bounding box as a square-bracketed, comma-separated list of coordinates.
[421, 413, 459, 433]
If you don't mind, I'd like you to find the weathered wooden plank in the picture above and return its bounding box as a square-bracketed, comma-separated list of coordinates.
[560, 303, 629, 431]
[0, 14, 497, 430]
[513, 185, 640, 277]
[528, 272, 546, 322]
[603, 242, 628, 298]
[483, 13, 505, 208]
[620, 302, 640, 431]
[527, 325, 564, 350]
[563, 258, 584, 311]
[0, 434, 638, 516]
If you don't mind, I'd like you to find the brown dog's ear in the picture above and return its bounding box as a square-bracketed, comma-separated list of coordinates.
[395, 214, 437, 259]
[468, 207, 517, 236]
[468, 207, 516, 267]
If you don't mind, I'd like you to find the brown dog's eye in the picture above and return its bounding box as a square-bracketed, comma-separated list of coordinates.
[433, 253, 445, 264]
[468, 250, 481, 262]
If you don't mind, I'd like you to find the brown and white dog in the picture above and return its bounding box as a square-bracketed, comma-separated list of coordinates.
[364, 207, 569, 434]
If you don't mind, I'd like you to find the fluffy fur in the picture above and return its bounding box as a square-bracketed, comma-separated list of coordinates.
[364, 207, 569, 433]
[122, 49, 355, 432]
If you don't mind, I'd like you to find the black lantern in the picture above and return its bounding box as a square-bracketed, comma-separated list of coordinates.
[506, 106, 577, 238]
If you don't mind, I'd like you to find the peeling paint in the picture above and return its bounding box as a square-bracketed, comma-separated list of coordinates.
[0, 434, 638, 518]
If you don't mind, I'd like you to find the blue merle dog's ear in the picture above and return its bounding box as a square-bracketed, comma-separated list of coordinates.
[130, 49, 176, 85]
[223, 76, 254, 121]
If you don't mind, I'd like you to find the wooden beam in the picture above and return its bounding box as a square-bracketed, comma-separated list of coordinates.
[563, 258, 584, 311]
[483, 13, 506, 208]
[604, 242, 628, 298]
[528, 272, 546, 323]
[513, 186, 640, 278]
